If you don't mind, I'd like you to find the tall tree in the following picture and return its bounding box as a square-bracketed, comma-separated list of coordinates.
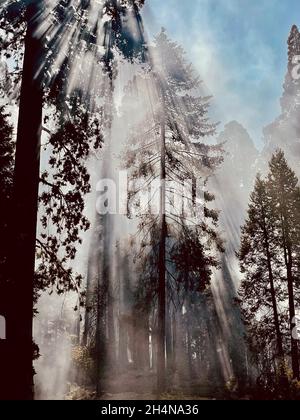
[9, 3, 43, 400]
[281, 25, 300, 113]
[238, 176, 285, 367]
[0, 0, 147, 400]
[239, 151, 300, 388]
[262, 25, 300, 172]
[267, 150, 300, 379]
[123, 29, 223, 393]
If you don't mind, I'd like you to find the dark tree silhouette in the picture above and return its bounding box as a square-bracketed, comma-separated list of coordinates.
[239, 151, 300, 394]
[267, 151, 300, 380]
[0, 0, 147, 400]
[238, 176, 285, 374]
[0, 105, 14, 324]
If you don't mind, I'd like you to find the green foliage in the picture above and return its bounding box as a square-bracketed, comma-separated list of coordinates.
[171, 224, 223, 293]
[0, 2, 25, 95]
[0, 0, 148, 303]
[252, 361, 300, 400]
[126, 30, 223, 301]
[239, 150, 300, 393]
[36, 97, 104, 302]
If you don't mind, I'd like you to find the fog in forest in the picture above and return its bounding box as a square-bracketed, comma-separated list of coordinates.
[1, 0, 300, 401]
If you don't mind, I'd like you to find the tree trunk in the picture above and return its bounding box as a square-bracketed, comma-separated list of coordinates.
[281, 213, 299, 380]
[263, 227, 284, 360]
[117, 247, 132, 370]
[268, 268, 284, 359]
[171, 311, 177, 372]
[166, 305, 173, 373]
[141, 315, 150, 370]
[186, 305, 195, 380]
[107, 283, 116, 368]
[286, 250, 299, 379]
[95, 270, 105, 397]
[82, 241, 99, 347]
[1, 10, 43, 400]
[157, 108, 166, 394]
[96, 215, 110, 396]
[279, 192, 300, 379]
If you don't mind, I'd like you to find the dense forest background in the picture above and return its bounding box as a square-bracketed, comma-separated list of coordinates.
[0, 0, 300, 400]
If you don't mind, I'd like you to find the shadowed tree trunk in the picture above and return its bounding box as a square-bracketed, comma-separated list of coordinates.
[132, 309, 150, 370]
[157, 107, 166, 394]
[186, 305, 195, 381]
[262, 218, 284, 361]
[286, 250, 299, 379]
[82, 242, 99, 347]
[1, 5, 43, 400]
[166, 304, 173, 373]
[280, 203, 299, 379]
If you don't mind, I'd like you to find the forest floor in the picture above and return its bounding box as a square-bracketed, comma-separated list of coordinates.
[100, 392, 213, 400]
[100, 392, 156, 400]
[66, 370, 220, 400]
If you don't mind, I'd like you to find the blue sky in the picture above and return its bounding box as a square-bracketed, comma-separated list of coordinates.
[142, 0, 300, 148]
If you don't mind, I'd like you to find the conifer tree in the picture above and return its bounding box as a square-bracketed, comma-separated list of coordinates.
[238, 176, 285, 366]
[239, 150, 300, 386]
[267, 150, 300, 379]
[281, 25, 300, 113]
[263, 25, 300, 170]
[123, 30, 223, 393]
